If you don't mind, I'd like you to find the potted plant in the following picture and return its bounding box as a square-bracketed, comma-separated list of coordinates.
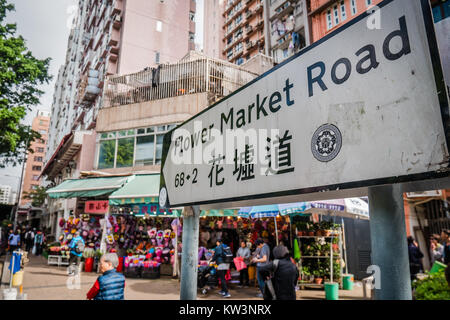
[306, 223, 315, 236]
[313, 270, 323, 284]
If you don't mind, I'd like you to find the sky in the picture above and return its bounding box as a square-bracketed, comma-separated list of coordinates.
[0, 0, 204, 192]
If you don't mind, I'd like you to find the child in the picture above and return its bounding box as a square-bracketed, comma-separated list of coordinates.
[87, 253, 125, 300]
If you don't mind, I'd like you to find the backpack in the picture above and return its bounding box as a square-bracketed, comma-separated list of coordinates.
[25, 232, 32, 240]
[222, 245, 233, 263]
[75, 239, 85, 254]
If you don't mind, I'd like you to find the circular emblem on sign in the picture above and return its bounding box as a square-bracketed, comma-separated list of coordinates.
[311, 124, 342, 162]
[159, 187, 168, 208]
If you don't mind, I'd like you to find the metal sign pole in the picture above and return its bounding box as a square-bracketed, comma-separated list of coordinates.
[180, 206, 200, 300]
[368, 184, 412, 300]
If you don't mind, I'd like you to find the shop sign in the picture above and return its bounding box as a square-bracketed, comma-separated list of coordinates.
[130, 204, 176, 216]
[160, 0, 449, 208]
[85, 200, 109, 214]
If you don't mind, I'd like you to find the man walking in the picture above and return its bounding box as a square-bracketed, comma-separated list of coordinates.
[211, 239, 231, 298]
[34, 230, 44, 256]
[68, 231, 85, 275]
[24, 228, 35, 252]
[252, 238, 271, 298]
[8, 230, 21, 253]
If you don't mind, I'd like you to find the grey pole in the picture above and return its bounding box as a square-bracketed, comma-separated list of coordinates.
[368, 184, 412, 300]
[180, 205, 200, 300]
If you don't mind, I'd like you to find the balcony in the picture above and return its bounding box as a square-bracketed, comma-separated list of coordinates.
[78, 69, 101, 106]
[245, 10, 254, 20]
[255, 3, 263, 13]
[113, 14, 122, 29]
[245, 25, 254, 34]
[112, 0, 123, 16]
[101, 56, 258, 109]
[270, 0, 298, 21]
[246, 41, 254, 50]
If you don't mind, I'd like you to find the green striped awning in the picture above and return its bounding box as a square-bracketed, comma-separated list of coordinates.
[200, 209, 241, 217]
[47, 176, 130, 199]
[108, 174, 160, 205]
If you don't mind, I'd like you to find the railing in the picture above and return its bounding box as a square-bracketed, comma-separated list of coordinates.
[102, 57, 258, 108]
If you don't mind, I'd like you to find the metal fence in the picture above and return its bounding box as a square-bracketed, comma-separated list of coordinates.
[102, 57, 258, 108]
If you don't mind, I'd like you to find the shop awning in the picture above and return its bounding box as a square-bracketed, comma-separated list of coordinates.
[108, 174, 160, 205]
[47, 176, 130, 199]
[200, 209, 241, 217]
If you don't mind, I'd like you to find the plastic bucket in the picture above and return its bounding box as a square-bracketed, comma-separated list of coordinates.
[12, 271, 24, 287]
[324, 282, 339, 300]
[2, 288, 17, 300]
[429, 261, 446, 274]
[343, 274, 354, 290]
[84, 257, 94, 272]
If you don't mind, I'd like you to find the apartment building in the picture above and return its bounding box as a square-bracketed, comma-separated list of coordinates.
[307, 0, 383, 43]
[203, 0, 226, 59]
[20, 110, 50, 206]
[268, 0, 309, 63]
[0, 185, 12, 205]
[43, 0, 197, 235]
[222, 0, 268, 65]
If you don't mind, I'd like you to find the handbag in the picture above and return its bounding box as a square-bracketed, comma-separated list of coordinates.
[263, 259, 279, 300]
[233, 257, 247, 272]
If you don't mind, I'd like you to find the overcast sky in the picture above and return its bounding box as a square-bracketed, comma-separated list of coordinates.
[0, 0, 204, 192]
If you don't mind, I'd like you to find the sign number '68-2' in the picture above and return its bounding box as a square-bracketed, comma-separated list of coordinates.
[175, 169, 198, 187]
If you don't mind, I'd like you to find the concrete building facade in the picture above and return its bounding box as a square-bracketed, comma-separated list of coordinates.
[203, 0, 226, 59]
[307, 0, 383, 43]
[20, 110, 50, 206]
[43, 0, 197, 236]
[222, 0, 268, 65]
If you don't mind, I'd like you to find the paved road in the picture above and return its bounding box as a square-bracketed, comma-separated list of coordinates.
[1, 255, 369, 300]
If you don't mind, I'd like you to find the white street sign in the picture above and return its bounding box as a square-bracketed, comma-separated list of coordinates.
[160, 0, 449, 208]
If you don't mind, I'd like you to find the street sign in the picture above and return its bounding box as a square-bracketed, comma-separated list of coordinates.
[160, 0, 449, 209]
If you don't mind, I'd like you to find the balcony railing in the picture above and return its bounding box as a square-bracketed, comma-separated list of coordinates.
[102, 57, 258, 108]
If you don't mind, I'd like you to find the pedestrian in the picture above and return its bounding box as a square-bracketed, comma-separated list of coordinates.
[429, 234, 444, 265]
[236, 239, 250, 287]
[211, 239, 231, 298]
[407, 236, 424, 280]
[8, 230, 21, 253]
[252, 238, 271, 298]
[68, 231, 85, 274]
[259, 245, 299, 300]
[86, 253, 126, 300]
[441, 229, 450, 264]
[24, 228, 35, 253]
[33, 230, 44, 256]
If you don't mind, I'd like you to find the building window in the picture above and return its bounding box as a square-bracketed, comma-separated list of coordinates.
[189, 32, 195, 42]
[227, 49, 233, 59]
[366, 0, 372, 6]
[432, 1, 450, 23]
[235, 42, 243, 53]
[189, 11, 195, 21]
[236, 57, 244, 65]
[326, 10, 333, 30]
[116, 137, 134, 168]
[98, 140, 116, 169]
[156, 20, 162, 32]
[31, 185, 39, 190]
[235, 13, 242, 25]
[36, 147, 44, 153]
[34, 156, 43, 162]
[97, 125, 176, 169]
[227, 35, 233, 45]
[351, 0, 357, 15]
[333, 5, 340, 26]
[32, 175, 40, 181]
[32, 166, 42, 171]
[155, 51, 160, 64]
[340, 1, 347, 21]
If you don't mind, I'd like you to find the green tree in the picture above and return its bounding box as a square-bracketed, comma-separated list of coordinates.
[22, 185, 47, 207]
[0, 0, 51, 167]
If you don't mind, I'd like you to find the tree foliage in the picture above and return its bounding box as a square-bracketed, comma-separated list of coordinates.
[0, 0, 51, 167]
[22, 185, 47, 207]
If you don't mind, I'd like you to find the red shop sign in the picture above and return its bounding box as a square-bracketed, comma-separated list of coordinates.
[85, 200, 109, 214]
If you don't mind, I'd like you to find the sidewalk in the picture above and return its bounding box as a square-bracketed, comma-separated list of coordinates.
[3, 255, 369, 300]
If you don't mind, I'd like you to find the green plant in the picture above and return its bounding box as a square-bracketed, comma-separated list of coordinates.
[413, 270, 450, 300]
